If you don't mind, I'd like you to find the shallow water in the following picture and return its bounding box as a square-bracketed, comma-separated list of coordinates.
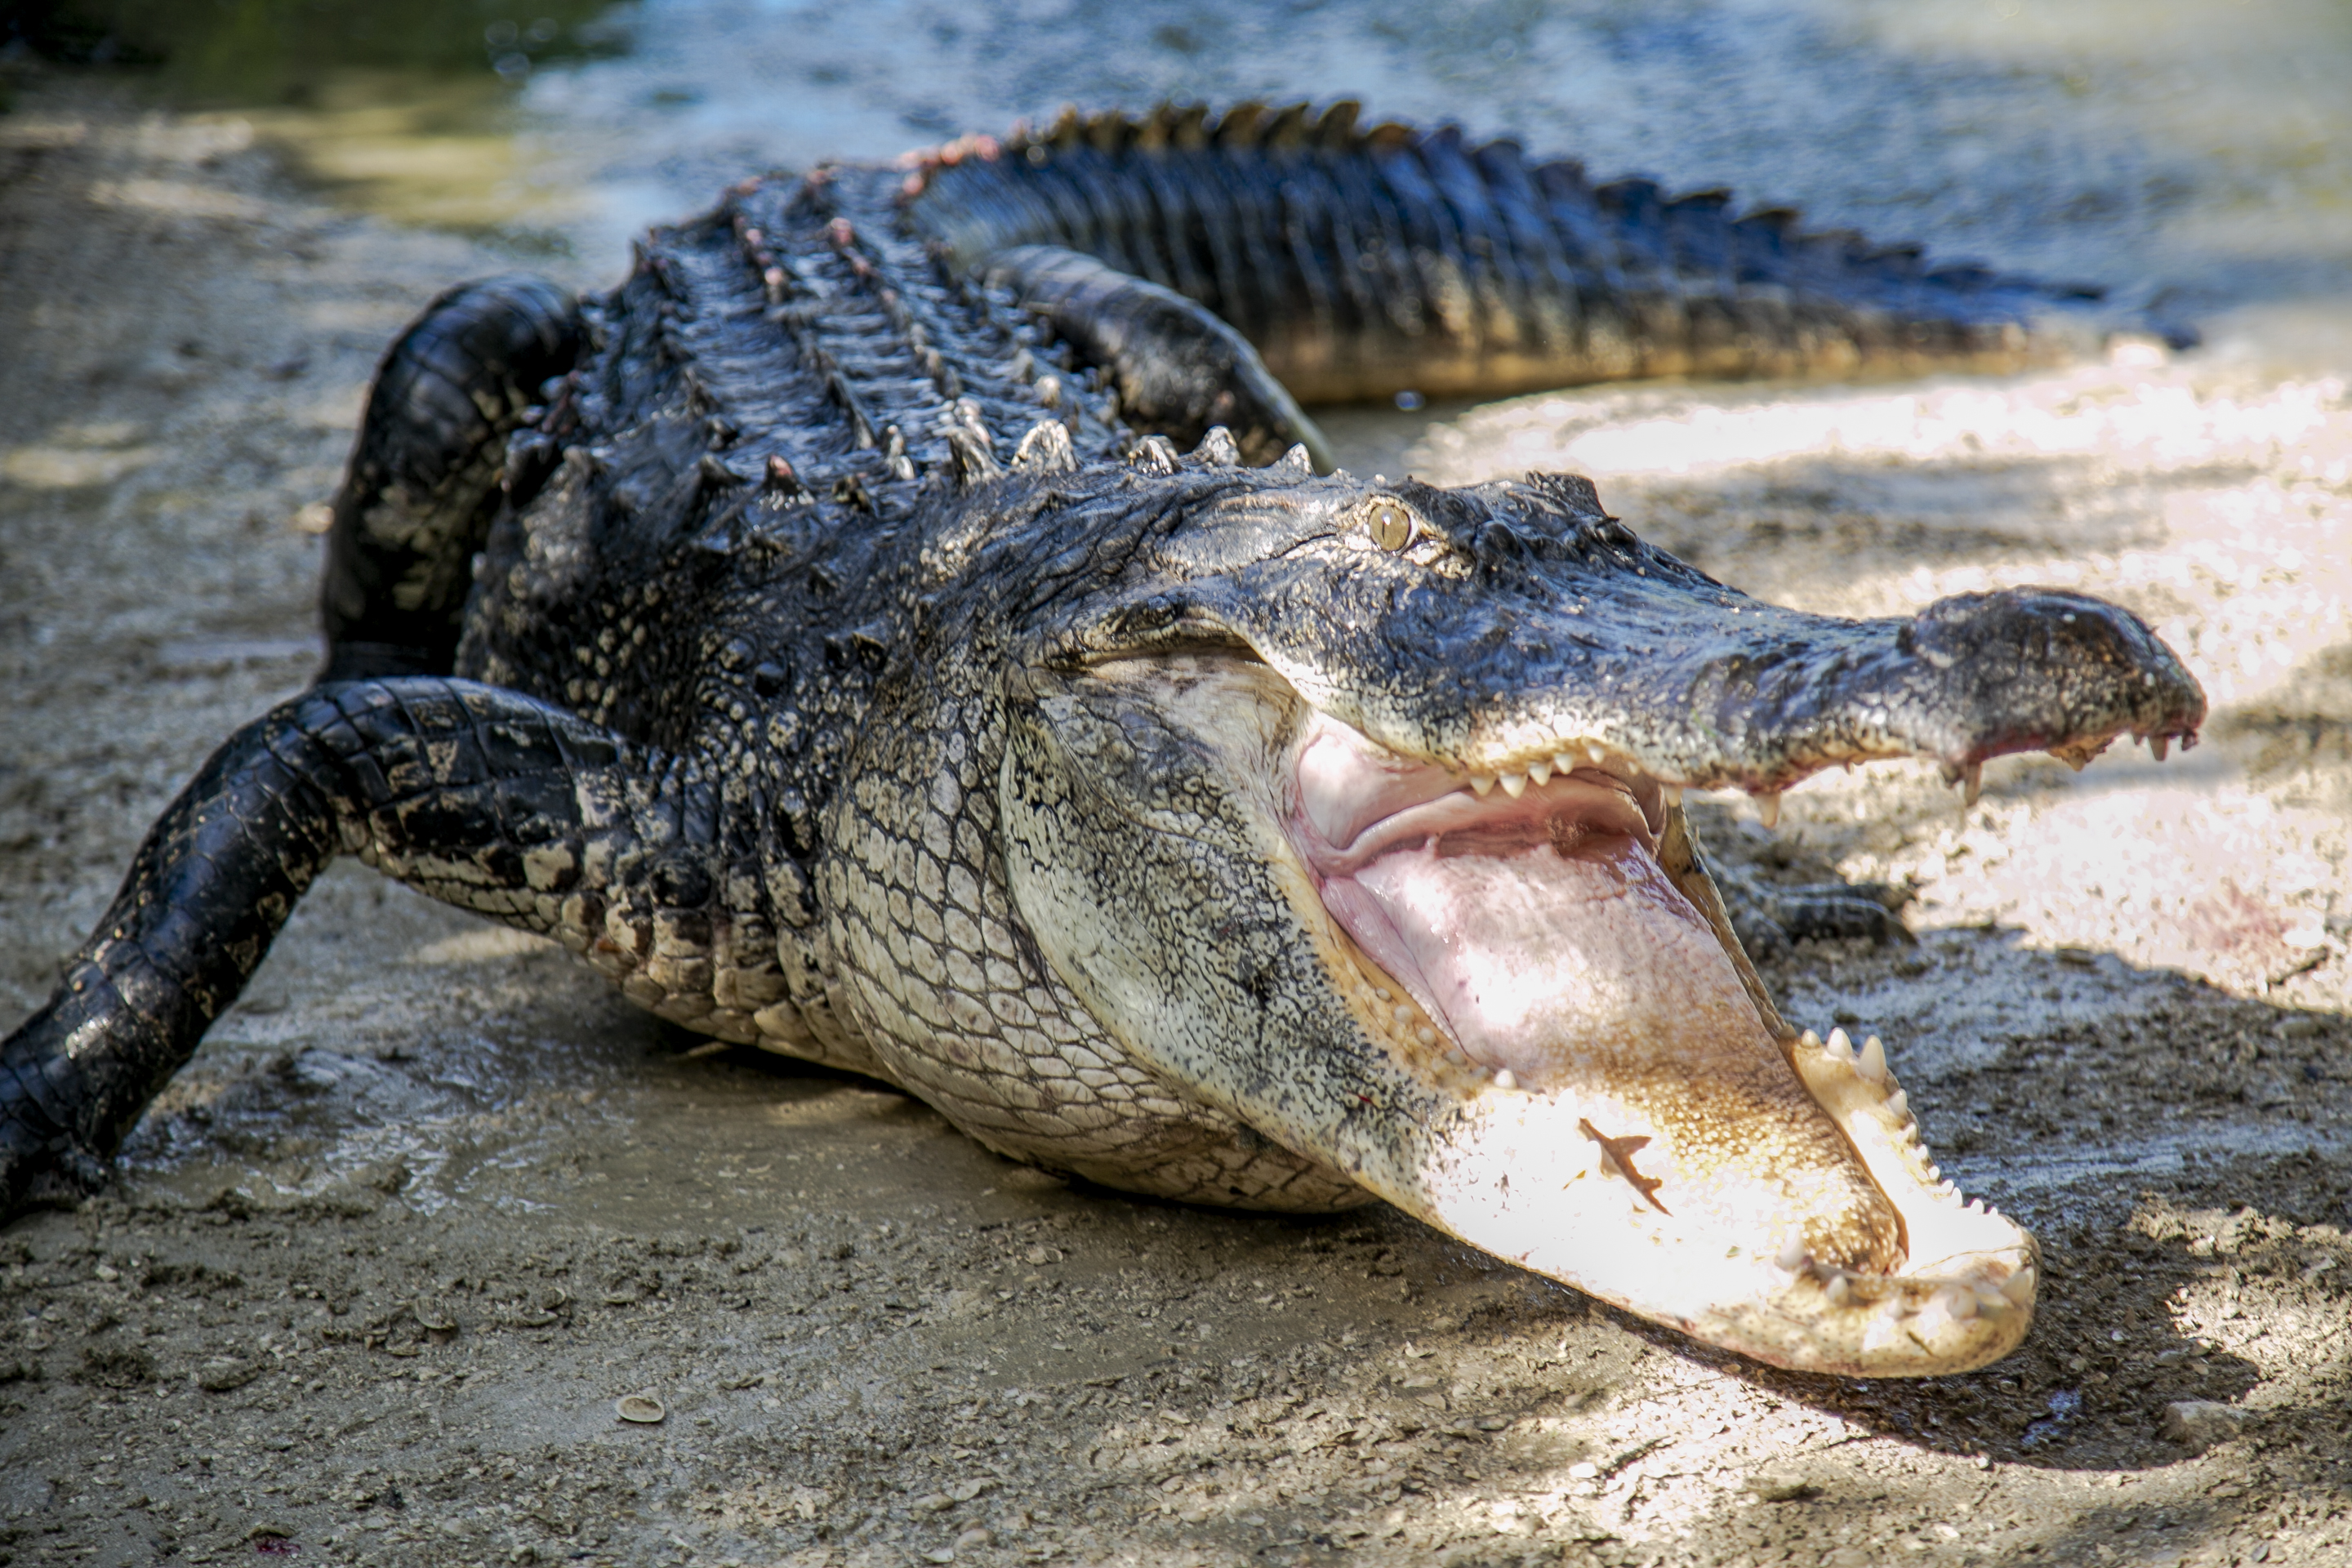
[58, 0, 2352, 323]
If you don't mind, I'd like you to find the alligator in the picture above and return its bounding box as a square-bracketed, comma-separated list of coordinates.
[0, 103, 2206, 1377]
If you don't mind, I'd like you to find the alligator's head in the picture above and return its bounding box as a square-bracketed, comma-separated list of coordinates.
[977, 441, 2205, 1377]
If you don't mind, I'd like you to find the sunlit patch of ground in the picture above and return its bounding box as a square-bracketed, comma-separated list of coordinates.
[233, 71, 591, 243]
[1338, 323, 2352, 1564]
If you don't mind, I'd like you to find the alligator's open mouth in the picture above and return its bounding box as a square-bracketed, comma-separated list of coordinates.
[1281, 708, 2038, 1375]
[1023, 514, 2202, 1377]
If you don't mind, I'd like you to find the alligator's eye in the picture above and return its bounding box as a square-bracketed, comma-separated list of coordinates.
[1364, 497, 1415, 552]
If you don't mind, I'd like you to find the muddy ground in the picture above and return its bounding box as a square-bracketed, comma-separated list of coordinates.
[2, 47, 2350, 1568]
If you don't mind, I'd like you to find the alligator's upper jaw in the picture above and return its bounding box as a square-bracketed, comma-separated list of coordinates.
[1288, 710, 2036, 1376]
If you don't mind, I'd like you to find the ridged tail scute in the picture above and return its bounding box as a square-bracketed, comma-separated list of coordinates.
[905, 101, 2192, 403]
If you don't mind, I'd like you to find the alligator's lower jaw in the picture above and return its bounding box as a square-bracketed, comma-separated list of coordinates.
[1289, 710, 2038, 1377]
[1403, 1039, 2040, 1376]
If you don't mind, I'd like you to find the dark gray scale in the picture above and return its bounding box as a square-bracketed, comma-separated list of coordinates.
[1136, 106, 1260, 333]
[1458, 139, 1586, 372]
[1276, 109, 1409, 377]
[1410, 126, 1544, 365]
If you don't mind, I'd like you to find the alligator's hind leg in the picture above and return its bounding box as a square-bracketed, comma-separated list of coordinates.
[986, 245, 1334, 470]
[0, 678, 752, 1218]
[319, 276, 581, 680]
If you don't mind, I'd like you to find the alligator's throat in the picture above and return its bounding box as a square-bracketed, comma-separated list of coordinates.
[1291, 712, 1902, 1273]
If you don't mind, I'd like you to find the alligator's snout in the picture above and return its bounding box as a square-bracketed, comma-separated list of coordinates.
[1213, 474, 2207, 809]
[1892, 586, 2207, 768]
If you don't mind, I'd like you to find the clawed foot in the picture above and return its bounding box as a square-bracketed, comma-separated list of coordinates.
[3, 1012, 116, 1222]
[1, 1114, 110, 1221]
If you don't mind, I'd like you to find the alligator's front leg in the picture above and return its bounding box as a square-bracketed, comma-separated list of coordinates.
[0, 678, 757, 1218]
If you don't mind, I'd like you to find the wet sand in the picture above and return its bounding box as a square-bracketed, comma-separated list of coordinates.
[2, 5, 2350, 1564]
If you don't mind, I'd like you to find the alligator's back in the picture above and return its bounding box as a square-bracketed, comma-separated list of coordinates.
[458, 163, 1130, 758]
[906, 102, 2185, 403]
[458, 102, 2193, 771]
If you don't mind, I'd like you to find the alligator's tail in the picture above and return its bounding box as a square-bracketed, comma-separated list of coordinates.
[903, 102, 2194, 405]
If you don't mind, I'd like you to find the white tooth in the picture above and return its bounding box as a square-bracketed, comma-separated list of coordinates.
[1585, 742, 1608, 764]
[1499, 773, 1528, 799]
[1972, 1289, 2009, 1316]
[1939, 1285, 1979, 1321]
[1470, 774, 1496, 797]
[1374, 988, 1393, 1003]
[1493, 1069, 1518, 1091]
[1825, 1027, 1854, 1062]
[1775, 1236, 1811, 1272]
[1392, 1004, 1413, 1025]
[1755, 791, 1781, 829]
[1414, 1025, 1436, 1045]
[1798, 1027, 1823, 1049]
[1553, 751, 1577, 776]
[1885, 1089, 1909, 1123]
[1859, 1035, 1890, 1084]
[1528, 761, 1552, 786]
[1661, 784, 1683, 808]
[1825, 1274, 1852, 1308]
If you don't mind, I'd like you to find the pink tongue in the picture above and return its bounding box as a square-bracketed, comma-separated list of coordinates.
[1324, 824, 1770, 1082]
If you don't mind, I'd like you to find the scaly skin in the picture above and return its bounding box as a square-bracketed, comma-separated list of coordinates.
[0, 114, 2207, 1376]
